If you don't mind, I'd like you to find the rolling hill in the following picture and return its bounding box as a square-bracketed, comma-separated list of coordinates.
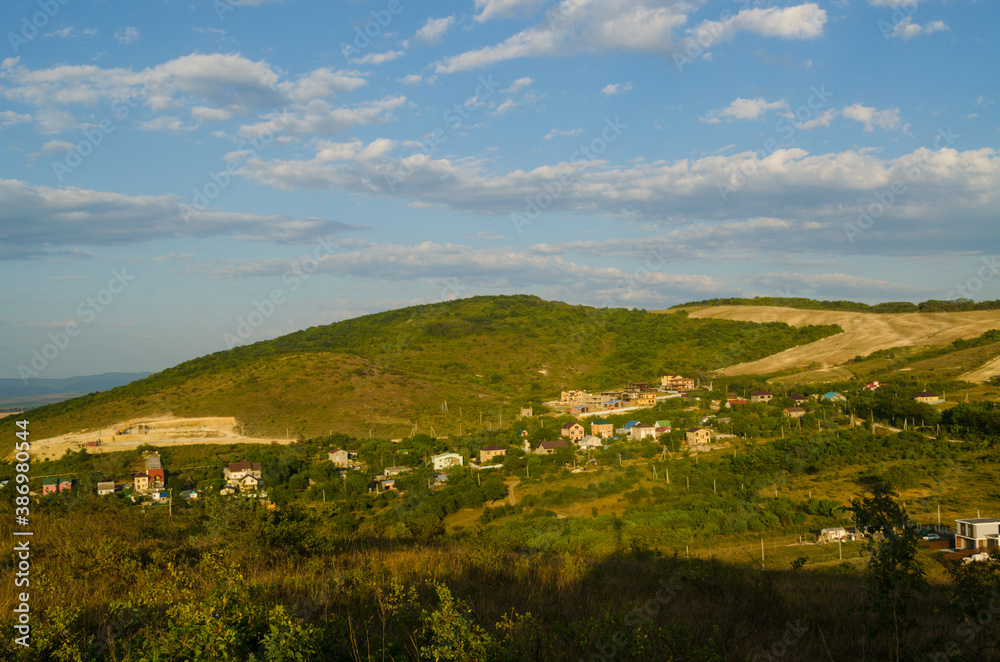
[0, 295, 839, 447]
[667, 305, 1000, 379]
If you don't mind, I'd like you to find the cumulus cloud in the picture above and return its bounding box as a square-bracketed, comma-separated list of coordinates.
[0, 54, 383, 137]
[701, 97, 789, 123]
[600, 82, 633, 96]
[412, 16, 456, 45]
[0, 178, 361, 258]
[349, 50, 404, 65]
[115, 26, 141, 45]
[474, 0, 550, 22]
[886, 17, 949, 39]
[842, 103, 905, 131]
[234, 137, 999, 256]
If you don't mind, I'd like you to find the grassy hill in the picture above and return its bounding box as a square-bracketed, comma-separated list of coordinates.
[0, 295, 840, 446]
[673, 296, 1000, 313]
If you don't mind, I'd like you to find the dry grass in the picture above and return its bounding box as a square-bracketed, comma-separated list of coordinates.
[673, 306, 1000, 376]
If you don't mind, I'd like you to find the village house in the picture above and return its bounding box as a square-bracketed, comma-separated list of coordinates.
[915, 391, 940, 404]
[58, 477, 72, 492]
[132, 472, 149, 494]
[577, 435, 603, 450]
[955, 517, 1000, 550]
[431, 452, 464, 471]
[790, 394, 809, 406]
[685, 427, 712, 445]
[750, 390, 773, 404]
[97, 481, 116, 496]
[560, 422, 585, 441]
[42, 476, 59, 495]
[661, 374, 696, 391]
[144, 454, 165, 487]
[384, 466, 410, 477]
[864, 381, 882, 391]
[328, 449, 350, 466]
[822, 391, 846, 402]
[536, 439, 569, 455]
[591, 420, 614, 439]
[219, 484, 238, 496]
[478, 445, 507, 463]
[632, 392, 657, 408]
[520, 406, 533, 417]
[630, 424, 657, 441]
[224, 461, 263, 490]
[783, 407, 806, 419]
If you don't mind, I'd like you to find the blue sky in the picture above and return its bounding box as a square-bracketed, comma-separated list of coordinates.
[0, 0, 997, 379]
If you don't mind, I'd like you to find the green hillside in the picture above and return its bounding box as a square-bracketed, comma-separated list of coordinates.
[0, 295, 840, 444]
[673, 296, 1000, 313]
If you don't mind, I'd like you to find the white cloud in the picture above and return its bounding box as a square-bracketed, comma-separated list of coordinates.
[235, 138, 999, 256]
[193, 27, 227, 36]
[474, 0, 549, 22]
[115, 26, 141, 45]
[137, 116, 198, 133]
[887, 17, 949, 39]
[401, 73, 424, 85]
[413, 16, 455, 45]
[437, 1, 825, 73]
[842, 103, 905, 131]
[44, 27, 75, 38]
[601, 82, 633, 96]
[349, 50, 404, 65]
[543, 128, 584, 140]
[0, 178, 360, 258]
[0, 54, 376, 136]
[502, 76, 533, 94]
[701, 97, 789, 123]
[0, 110, 31, 128]
[796, 108, 837, 130]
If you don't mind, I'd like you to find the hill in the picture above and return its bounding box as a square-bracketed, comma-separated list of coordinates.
[673, 296, 1000, 314]
[0, 295, 839, 447]
[667, 305, 1000, 378]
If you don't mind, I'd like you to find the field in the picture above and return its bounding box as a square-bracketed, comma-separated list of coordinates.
[669, 306, 1000, 377]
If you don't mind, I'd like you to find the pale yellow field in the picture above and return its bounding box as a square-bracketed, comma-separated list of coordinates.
[673, 306, 1000, 377]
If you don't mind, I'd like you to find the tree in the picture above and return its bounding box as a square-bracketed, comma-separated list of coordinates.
[850, 483, 925, 661]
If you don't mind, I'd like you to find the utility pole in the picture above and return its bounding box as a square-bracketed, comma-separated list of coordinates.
[666, 468, 670, 484]
[761, 538, 765, 568]
[168, 488, 173, 517]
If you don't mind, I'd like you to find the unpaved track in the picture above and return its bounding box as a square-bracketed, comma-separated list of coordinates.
[673, 306, 1000, 376]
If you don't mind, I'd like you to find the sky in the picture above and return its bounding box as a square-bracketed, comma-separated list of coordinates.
[0, 0, 997, 380]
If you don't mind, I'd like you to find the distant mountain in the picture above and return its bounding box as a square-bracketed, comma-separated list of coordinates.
[0, 295, 839, 443]
[0, 372, 153, 400]
[672, 296, 1000, 314]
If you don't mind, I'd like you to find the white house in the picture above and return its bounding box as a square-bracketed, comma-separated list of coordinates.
[97, 481, 116, 496]
[630, 424, 657, 441]
[431, 452, 464, 471]
[224, 461, 263, 490]
[955, 517, 1000, 550]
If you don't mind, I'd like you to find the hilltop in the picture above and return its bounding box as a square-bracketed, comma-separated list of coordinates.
[0, 295, 838, 447]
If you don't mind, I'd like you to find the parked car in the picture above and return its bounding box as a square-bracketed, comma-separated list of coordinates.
[922, 533, 941, 541]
